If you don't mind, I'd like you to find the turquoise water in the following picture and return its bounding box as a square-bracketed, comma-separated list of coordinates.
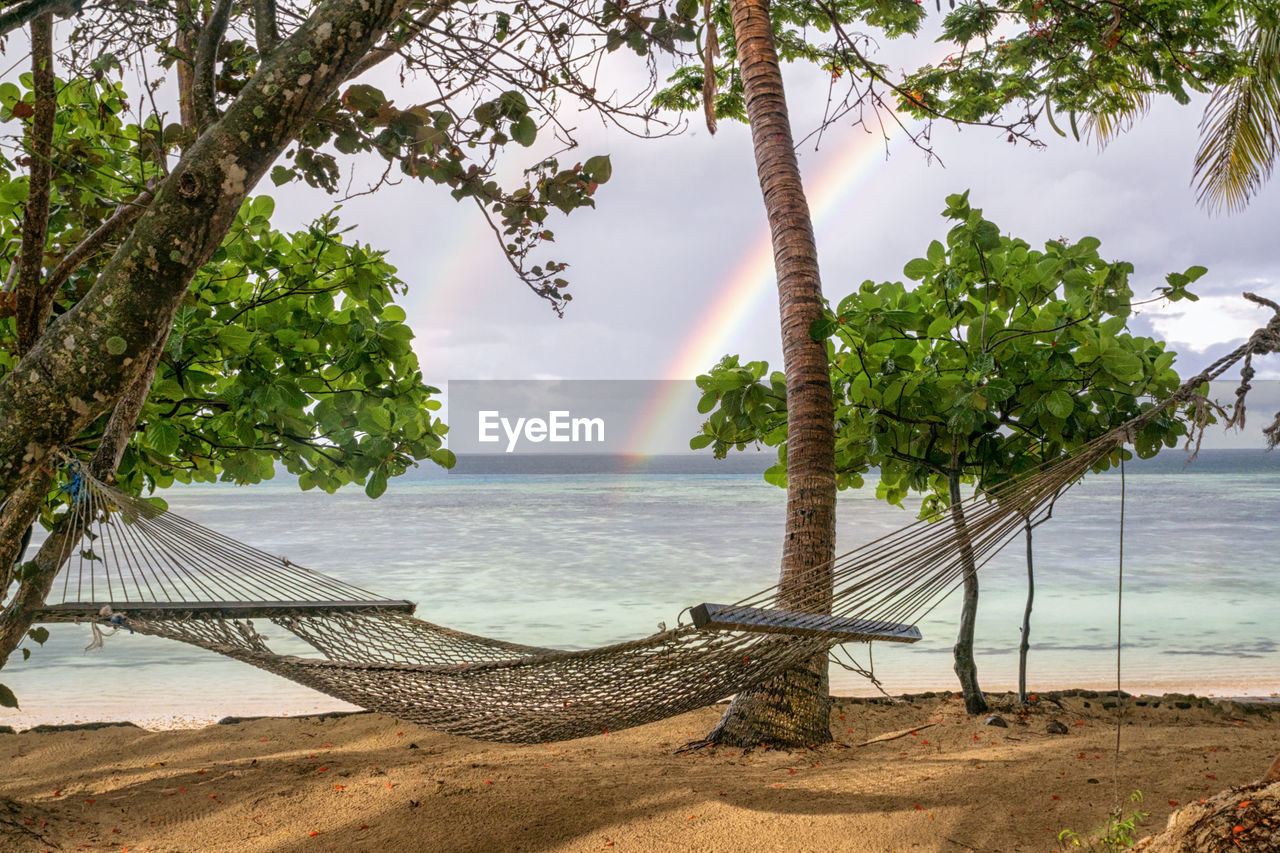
[3, 451, 1277, 729]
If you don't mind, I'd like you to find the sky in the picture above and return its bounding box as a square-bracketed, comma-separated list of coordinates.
[264, 39, 1280, 398]
[14, 14, 1277, 450]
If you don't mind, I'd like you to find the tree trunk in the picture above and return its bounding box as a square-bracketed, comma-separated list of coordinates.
[702, 0, 837, 748]
[948, 452, 987, 714]
[13, 12, 55, 356]
[1018, 518, 1034, 703]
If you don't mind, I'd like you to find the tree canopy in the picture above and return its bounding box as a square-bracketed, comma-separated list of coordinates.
[693, 191, 1198, 504]
[0, 76, 450, 506]
[691, 191, 1201, 709]
[657, 0, 1247, 150]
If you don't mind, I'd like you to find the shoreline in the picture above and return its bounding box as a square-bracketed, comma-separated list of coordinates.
[4, 687, 1278, 735]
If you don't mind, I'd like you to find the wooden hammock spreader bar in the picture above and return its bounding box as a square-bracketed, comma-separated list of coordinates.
[33, 599, 418, 622]
[689, 602, 922, 644]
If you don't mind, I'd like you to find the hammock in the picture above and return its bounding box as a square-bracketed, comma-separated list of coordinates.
[22, 303, 1280, 743]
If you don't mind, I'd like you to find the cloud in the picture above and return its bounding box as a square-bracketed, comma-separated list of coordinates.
[1142, 292, 1277, 353]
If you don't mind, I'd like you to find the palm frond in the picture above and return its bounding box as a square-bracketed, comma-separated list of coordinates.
[1193, 23, 1280, 214]
[1080, 84, 1153, 148]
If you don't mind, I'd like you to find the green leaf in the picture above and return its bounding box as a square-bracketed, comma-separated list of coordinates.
[1101, 348, 1143, 381]
[105, 336, 127, 355]
[903, 257, 933, 281]
[364, 468, 388, 499]
[344, 83, 386, 115]
[973, 220, 1001, 251]
[511, 115, 537, 147]
[763, 464, 787, 487]
[689, 433, 714, 449]
[1045, 390, 1074, 419]
[809, 314, 839, 341]
[381, 304, 407, 323]
[582, 155, 612, 183]
[217, 325, 254, 354]
[0, 683, 17, 709]
[27, 626, 49, 645]
[366, 405, 392, 432]
[146, 420, 180, 456]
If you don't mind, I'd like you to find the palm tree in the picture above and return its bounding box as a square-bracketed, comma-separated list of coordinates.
[700, 0, 839, 748]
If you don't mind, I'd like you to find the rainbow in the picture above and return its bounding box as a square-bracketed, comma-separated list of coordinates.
[623, 117, 918, 456]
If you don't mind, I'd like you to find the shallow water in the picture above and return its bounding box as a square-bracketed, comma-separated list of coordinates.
[3, 450, 1277, 729]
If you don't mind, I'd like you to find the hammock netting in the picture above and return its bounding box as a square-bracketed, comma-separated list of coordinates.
[17, 303, 1279, 743]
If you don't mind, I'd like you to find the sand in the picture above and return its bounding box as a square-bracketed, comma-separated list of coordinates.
[2, 690, 1277, 853]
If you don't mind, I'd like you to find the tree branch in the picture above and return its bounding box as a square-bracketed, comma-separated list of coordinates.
[0, 471, 51, 603]
[253, 0, 279, 58]
[175, 0, 198, 130]
[345, 5, 448, 81]
[0, 0, 80, 40]
[13, 12, 56, 356]
[42, 187, 155, 299]
[192, 0, 234, 131]
[89, 326, 171, 481]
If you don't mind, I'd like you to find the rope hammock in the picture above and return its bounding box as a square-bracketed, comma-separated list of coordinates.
[19, 299, 1280, 743]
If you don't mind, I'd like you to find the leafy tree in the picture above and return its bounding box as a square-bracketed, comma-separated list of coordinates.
[693, 192, 1195, 711]
[0, 75, 451, 704]
[0, 0, 693, 687]
[659, 0, 1245, 154]
[1193, 17, 1280, 211]
[668, 0, 1242, 742]
[0, 77, 450, 503]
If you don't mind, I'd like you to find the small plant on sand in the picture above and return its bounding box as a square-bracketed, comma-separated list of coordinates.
[1057, 791, 1150, 852]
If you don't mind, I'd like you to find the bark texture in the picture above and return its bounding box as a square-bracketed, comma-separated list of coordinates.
[175, 0, 198, 130]
[948, 460, 987, 714]
[0, 473, 50, 595]
[13, 12, 55, 355]
[704, 0, 837, 747]
[0, 0, 417, 503]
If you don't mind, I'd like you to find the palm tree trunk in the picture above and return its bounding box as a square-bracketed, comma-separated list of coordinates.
[702, 0, 837, 748]
[948, 450, 987, 714]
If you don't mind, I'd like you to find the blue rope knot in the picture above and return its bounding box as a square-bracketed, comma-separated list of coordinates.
[59, 458, 88, 504]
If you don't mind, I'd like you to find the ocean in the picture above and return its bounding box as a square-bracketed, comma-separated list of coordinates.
[3, 449, 1278, 729]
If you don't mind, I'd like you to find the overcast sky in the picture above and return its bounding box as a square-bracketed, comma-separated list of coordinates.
[263, 36, 1280, 397]
[16, 16, 1276, 447]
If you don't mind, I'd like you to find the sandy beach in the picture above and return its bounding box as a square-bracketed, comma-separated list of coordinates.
[2, 690, 1277, 853]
